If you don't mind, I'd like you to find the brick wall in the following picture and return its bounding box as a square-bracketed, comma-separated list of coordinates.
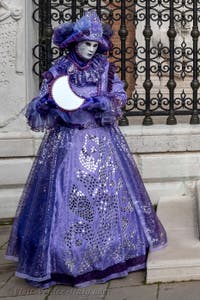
[104, 2, 135, 98]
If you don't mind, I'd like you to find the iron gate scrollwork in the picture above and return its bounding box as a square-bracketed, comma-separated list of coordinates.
[32, 0, 200, 125]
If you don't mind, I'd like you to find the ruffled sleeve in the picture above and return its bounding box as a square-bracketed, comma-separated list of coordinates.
[25, 56, 70, 132]
[25, 96, 59, 132]
[104, 73, 127, 123]
[110, 73, 127, 107]
[25, 79, 57, 131]
[93, 68, 127, 126]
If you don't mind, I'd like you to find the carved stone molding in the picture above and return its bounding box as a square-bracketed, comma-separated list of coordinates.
[0, 0, 22, 21]
[0, 0, 25, 129]
[0, 0, 23, 73]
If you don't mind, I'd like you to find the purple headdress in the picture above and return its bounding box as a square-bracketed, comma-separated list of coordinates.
[53, 10, 113, 53]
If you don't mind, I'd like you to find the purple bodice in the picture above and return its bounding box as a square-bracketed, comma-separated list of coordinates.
[26, 54, 127, 131]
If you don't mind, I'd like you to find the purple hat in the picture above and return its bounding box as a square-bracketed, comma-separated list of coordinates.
[53, 10, 113, 53]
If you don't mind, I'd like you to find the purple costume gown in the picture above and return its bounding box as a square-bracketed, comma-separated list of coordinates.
[5, 53, 167, 288]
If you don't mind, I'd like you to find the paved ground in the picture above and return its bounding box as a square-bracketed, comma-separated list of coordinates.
[1, 225, 200, 300]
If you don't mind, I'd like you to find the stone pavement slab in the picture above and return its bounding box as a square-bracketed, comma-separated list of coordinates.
[108, 271, 145, 288]
[158, 281, 200, 300]
[0, 249, 17, 272]
[0, 297, 45, 300]
[105, 285, 158, 300]
[2, 223, 200, 300]
[48, 283, 108, 300]
[0, 249, 11, 265]
[1, 242, 8, 250]
[0, 273, 51, 298]
[0, 226, 11, 249]
[0, 270, 14, 290]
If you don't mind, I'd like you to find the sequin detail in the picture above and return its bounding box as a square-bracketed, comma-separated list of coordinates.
[79, 134, 102, 172]
[6, 49, 167, 289]
[69, 185, 94, 221]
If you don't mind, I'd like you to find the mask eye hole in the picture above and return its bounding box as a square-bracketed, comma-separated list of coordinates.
[85, 41, 98, 48]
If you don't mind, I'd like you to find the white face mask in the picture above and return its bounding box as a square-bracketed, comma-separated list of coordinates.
[76, 40, 99, 60]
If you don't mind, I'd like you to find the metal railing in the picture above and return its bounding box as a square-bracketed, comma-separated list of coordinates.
[32, 0, 200, 125]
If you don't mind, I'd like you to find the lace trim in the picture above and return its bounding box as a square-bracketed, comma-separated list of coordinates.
[51, 54, 107, 87]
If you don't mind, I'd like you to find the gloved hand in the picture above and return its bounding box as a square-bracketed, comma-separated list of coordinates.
[81, 96, 110, 111]
[36, 94, 57, 114]
[81, 97, 94, 110]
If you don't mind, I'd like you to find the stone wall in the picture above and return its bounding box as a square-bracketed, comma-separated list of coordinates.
[1, 124, 200, 218]
[0, 0, 40, 218]
[1, 2, 200, 219]
[0, 0, 38, 132]
[0, 0, 25, 131]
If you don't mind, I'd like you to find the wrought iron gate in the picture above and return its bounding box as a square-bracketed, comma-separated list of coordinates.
[32, 0, 200, 125]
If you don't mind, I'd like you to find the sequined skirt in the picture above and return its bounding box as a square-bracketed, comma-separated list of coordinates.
[5, 124, 167, 288]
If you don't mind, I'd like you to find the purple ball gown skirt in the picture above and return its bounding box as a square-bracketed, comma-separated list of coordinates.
[5, 122, 167, 288]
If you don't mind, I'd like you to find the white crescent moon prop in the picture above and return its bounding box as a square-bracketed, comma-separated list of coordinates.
[50, 75, 85, 111]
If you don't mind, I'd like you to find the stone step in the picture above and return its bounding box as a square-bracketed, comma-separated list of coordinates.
[146, 194, 200, 283]
[0, 188, 23, 219]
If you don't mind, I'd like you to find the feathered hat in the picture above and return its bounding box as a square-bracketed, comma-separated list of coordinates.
[53, 10, 113, 53]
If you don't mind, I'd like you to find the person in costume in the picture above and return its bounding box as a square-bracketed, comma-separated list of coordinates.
[5, 11, 167, 288]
